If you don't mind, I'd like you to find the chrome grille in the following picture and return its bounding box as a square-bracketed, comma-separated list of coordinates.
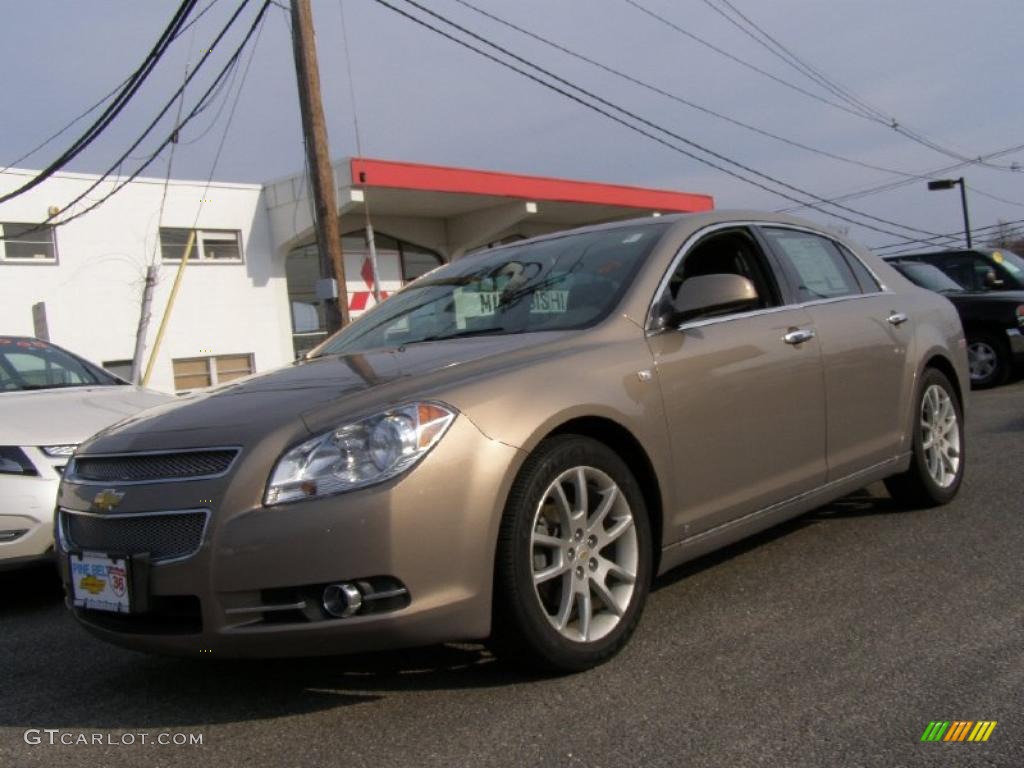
[69, 449, 238, 483]
[62, 510, 208, 562]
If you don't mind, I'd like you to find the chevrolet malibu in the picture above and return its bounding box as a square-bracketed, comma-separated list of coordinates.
[57, 212, 968, 671]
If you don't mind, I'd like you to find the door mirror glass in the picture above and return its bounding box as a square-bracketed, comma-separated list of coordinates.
[666, 274, 758, 326]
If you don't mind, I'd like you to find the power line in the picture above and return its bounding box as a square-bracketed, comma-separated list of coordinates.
[0, 0, 225, 175]
[376, 0, 943, 243]
[626, 0, 1023, 173]
[25, 1, 259, 232]
[449, 0, 943, 184]
[176, 42, 248, 146]
[0, 1, 271, 239]
[967, 185, 1024, 210]
[618, 0, 876, 123]
[776, 141, 1024, 213]
[147, 10, 204, 268]
[0, 0, 200, 205]
[707, 0, 1020, 173]
[700, 0, 879, 122]
[191, 2, 268, 223]
[453, 0, 1024, 225]
[873, 218, 1024, 254]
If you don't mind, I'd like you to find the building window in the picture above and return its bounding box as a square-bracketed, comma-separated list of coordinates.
[160, 228, 243, 263]
[171, 353, 253, 393]
[101, 359, 134, 381]
[0, 222, 57, 263]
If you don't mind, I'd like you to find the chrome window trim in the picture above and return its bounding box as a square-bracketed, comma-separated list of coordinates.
[645, 220, 892, 334]
[64, 446, 241, 485]
[58, 507, 211, 565]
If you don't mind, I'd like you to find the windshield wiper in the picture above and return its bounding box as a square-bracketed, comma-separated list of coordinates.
[17, 382, 105, 391]
[411, 327, 512, 344]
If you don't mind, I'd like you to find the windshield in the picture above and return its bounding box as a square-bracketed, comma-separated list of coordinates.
[991, 248, 1024, 278]
[0, 337, 119, 392]
[894, 262, 964, 292]
[313, 223, 670, 356]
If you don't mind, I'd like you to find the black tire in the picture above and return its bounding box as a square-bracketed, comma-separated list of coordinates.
[967, 333, 1009, 389]
[490, 435, 653, 673]
[884, 367, 965, 508]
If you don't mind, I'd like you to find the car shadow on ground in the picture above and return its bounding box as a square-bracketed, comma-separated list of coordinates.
[651, 484, 901, 593]
[0, 560, 62, 613]
[0, 486, 907, 730]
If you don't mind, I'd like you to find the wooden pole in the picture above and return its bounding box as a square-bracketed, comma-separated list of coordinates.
[130, 264, 159, 383]
[290, 0, 348, 331]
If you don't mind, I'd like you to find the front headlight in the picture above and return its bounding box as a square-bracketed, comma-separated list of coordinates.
[265, 402, 456, 505]
[41, 444, 77, 458]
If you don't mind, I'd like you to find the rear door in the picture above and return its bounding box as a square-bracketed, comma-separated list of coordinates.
[646, 225, 827, 540]
[758, 226, 912, 480]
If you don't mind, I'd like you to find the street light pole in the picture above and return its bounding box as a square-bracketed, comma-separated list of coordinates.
[927, 177, 972, 249]
[958, 179, 972, 248]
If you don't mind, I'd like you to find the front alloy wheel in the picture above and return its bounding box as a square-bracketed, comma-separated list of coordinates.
[493, 436, 652, 672]
[531, 466, 638, 644]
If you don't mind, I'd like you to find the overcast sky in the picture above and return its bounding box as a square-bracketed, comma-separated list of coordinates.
[2, 0, 1022, 250]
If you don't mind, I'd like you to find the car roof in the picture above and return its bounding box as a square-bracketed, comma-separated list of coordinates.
[885, 248, 997, 260]
[468, 209, 852, 258]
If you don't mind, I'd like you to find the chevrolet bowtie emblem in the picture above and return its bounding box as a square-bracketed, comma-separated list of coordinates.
[92, 489, 125, 512]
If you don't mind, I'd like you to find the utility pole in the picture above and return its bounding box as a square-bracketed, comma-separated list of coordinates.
[290, 0, 349, 331]
[130, 265, 159, 383]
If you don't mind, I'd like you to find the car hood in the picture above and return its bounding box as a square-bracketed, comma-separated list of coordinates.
[0, 385, 174, 447]
[79, 333, 572, 454]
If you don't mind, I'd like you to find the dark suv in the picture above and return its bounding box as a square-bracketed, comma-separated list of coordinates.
[887, 260, 1024, 387]
[888, 248, 1024, 292]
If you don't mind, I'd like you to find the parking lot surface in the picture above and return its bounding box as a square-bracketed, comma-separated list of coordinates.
[2, 383, 1021, 768]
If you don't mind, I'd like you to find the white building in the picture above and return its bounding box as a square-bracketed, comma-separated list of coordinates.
[0, 158, 712, 393]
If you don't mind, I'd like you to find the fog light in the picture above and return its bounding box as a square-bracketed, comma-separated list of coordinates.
[322, 582, 362, 618]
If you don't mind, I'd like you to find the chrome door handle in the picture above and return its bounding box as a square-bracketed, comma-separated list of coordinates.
[887, 312, 909, 326]
[783, 328, 816, 345]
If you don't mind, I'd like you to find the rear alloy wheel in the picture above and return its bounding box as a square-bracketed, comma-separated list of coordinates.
[884, 368, 965, 507]
[492, 436, 652, 672]
[967, 334, 1009, 388]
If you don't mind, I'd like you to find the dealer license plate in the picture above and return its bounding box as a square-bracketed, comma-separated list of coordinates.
[69, 551, 132, 613]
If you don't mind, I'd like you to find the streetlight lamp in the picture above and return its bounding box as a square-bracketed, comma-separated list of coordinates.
[927, 177, 972, 248]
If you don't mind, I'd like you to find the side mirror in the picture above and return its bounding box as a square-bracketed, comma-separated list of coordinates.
[663, 274, 758, 327]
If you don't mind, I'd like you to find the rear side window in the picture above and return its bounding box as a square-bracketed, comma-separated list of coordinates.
[760, 228, 861, 301]
[838, 245, 881, 292]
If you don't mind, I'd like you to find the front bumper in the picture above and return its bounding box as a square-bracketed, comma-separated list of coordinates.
[56, 416, 524, 657]
[0, 472, 59, 565]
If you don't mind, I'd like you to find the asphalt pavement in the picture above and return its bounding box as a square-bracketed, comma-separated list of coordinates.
[2, 382, 1022, 768]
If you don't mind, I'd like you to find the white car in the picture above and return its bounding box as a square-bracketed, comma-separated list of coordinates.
[0, 336, 172, 569]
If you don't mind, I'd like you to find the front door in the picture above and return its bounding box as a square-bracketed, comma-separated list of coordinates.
[647, 226, 827, 541]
